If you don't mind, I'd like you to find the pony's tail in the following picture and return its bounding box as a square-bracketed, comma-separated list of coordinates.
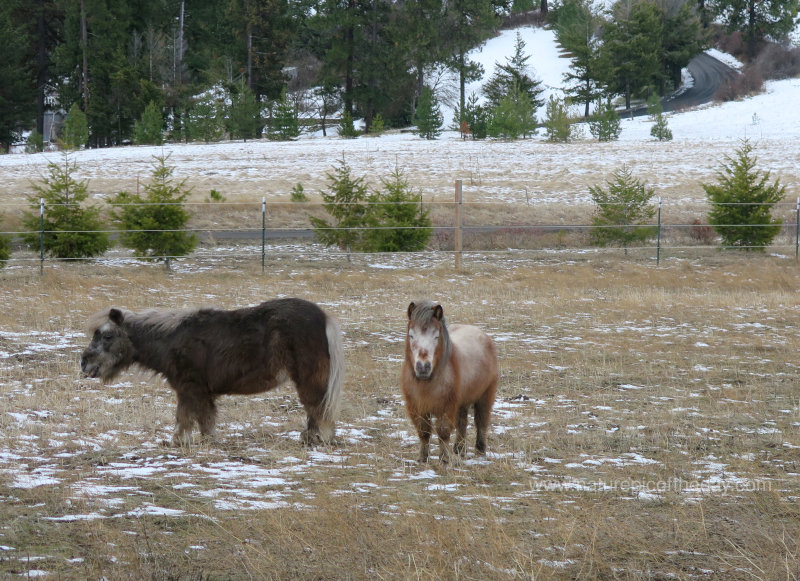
[321, 315, 345, 429]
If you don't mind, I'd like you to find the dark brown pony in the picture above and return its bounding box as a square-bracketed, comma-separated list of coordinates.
[80, 297, 344, 446]
[401, 300, 498, 463]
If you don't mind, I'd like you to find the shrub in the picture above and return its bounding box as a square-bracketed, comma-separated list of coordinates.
[21, 153, 110, 259]
[110, 154, 197, 267]
[703, 139, 784, 251]
[689, 218, 716, 245]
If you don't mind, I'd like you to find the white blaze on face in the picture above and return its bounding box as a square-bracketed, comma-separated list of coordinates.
[408, 324, 439, 379]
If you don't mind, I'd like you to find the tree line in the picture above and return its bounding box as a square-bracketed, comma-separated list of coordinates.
[1, 0, 798, 151]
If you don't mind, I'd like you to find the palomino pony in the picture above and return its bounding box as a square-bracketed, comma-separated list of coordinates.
[401, 300, 498, 463]
[80, 297, 345, 446]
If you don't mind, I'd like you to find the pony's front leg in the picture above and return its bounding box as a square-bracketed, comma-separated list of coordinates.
[172, 394, 195, 446]
[412, 413, 433, 463]
[436, 416, 455, 464]
[454, 405, 469, 457]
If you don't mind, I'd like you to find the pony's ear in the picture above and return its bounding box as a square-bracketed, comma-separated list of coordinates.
[432, 304, 444, 321]
[109, 308, 125, 325]
[407, 302, 416, 320]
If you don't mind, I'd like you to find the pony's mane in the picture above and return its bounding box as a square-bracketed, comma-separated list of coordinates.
[87, 307, 200, 334]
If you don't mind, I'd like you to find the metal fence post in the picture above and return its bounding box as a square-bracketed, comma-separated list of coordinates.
[39, 198, 44, 275]
[261, 197, 266, 273]
[656, 197, 662, 266]
[455, 180, 462, 270]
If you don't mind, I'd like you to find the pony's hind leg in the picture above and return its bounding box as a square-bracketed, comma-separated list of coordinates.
[473, 390, 495, 455]
[196, 398, 218, 442]
[454, 405, 469, 457]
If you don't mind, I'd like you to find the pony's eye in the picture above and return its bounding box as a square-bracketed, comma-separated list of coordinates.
[408, 331, 415, 340]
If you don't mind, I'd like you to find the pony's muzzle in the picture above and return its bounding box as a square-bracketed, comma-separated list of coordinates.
[415, 360, 432, 379]
[80, 354, 98, 378]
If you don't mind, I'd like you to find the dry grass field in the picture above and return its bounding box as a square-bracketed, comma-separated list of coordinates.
[0, 246, 798, 579]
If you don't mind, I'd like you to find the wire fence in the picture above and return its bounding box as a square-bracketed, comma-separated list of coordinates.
[2, 191, 800, 272]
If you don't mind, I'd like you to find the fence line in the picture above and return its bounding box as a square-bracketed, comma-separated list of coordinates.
[1, 191, 799, 271]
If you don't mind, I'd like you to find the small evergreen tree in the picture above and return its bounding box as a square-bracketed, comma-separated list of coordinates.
[458, 93, 489, 140]
[590, 165, 657, 252]
[226, 83, 263, 141]
[543, 95, 575, 142]
[338, 110, 360, 138]
[363, 167, 432, 252]
[487, 82, 537, 140]
[26, 130, 44, 153]
[413, 86, 443, 140]
[268, 88, 300, 141]
[589, 97, 621, 142]
[0, 222, 11, 265]
[290, 182, 307, 202]
[60, 103, 89, 150]
[310, 157, 370, 258]
[703, 139, 784, 251]
[134, 101, 165, 145]
[110, 154, 197, 268]
[648, 97, 672, 141]
[21, 153, 110, 259]
[369, 113, 385, 135]
[187, 93, 225, 142]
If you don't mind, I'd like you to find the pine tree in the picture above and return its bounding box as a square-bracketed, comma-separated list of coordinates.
[21, 153, 110, 259]
[413, 86, 443, 140]
[483, 31, 544, 114]
[487, 82, 537, 140]
[134, 101, 165, 145]
[110, 154, 197, 268]
[310, 157, 370, 258]
[589, 97, 621, 141]
[60, 103, 89, 150]
[704, 139, 784, 251]
[268, 88, 299, 141]
[590, 165, 657, 252]
[225, 82, 264, 141]
[363, 167, 432, 252]
[599, 1, 664, 110]
[0, 0, 35, 153]
[556, 0, 604, 117]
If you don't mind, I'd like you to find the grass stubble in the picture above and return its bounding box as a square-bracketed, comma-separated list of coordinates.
[0, 251, 799, 580]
